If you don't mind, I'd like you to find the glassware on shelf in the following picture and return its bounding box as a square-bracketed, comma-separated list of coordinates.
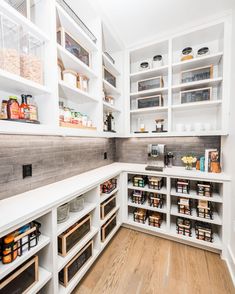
[152, 55, 163, 68]
[197, 47, 210, 58]
[0, 14, 20, 75]
[77, 74, 89, 92]
[69, 195, 85, 212]
[57, 203, 70, 224]
[181, 47, 194, 62]
[63, 69, 77, 88]
[20, 32, 44, 84]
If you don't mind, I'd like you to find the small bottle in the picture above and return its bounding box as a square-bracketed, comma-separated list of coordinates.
[20, 95, 30, 120]
[0, 100, 8, 119]
[107, 112, 114, 132]
[27, 95, 38, 121]
[7, 96, 20, 120]
[59, 101, 64, 123]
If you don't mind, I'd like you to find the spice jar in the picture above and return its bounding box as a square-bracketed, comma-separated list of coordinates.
[27, 95, 38, 121]
[152, 55, 163, 68]
[2, 233, 18, 264]
[155, 119, 164, 132]
[64, 107, 71, 123]
[0, 100, 8, 119]
[63, 69, 77, 88]
[181, 47, 194, 61]
[59, 101, 64, 122]
[7, 96, 20, 119]
[139, 61, 150, 71]
[197, 47, 210, 58]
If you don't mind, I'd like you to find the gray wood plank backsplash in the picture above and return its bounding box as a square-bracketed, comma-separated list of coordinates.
[0, 135, 220, 200]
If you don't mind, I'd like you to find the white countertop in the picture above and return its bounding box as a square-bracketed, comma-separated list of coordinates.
[0, 162, 230, 236]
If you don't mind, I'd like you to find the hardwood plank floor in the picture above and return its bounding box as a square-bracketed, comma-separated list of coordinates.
[73, 228, 235, 294]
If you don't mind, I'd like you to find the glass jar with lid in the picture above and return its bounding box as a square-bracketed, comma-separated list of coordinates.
[20, 32, 44, 84]
[181, 47, 194, 62]
[0, 14, 20, 75]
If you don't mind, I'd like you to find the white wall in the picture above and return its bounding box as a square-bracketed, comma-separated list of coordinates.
[222, 8, 235, 286]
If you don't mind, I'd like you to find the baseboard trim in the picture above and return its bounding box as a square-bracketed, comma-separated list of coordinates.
[225, 245, 235, 287]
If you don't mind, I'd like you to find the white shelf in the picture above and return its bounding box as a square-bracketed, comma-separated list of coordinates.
[102, 53, 120, 76]
[58, 80, 98, 104]
[172, 52, 223, 72]
[57, 202, 97, 236]
[130, 87, 168, 98]
[130, 65, 168, 82]
[103, 79, 121, 96]
[103, 101, 121, 113]
[171, 204, 222, 225]
[100, 187, 119, 203]
[128, 200, 167, 214]
[101, 222, 121, 249]
[170, 225, 222, 250]
[56, 3, 98, 52]
[28, 267, 52, 294]
[0, 235, 50, 280]
[128, 183, 167, 195]
[130, 130, 227, 137]
[58, 249, 100, 294]
[130, 106, 168, 114]
[0, 69, 51, 96]
[170, 188, 222, 203]
[127, 214, 167, 233]
[57, 227, 99, 272]
[172, 77, 223, 92]
[100, 205, 120, 226]
[0, 1, 49, 42]
[172, 100, 222, 111]
[57, 45, 97, 80]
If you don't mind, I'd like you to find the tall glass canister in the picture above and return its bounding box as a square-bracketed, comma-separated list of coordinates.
[0, 14, 20, 75]
[20, 32, 44, 84]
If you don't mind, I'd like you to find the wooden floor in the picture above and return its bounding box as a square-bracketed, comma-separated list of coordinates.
[73, 228, 235, 294]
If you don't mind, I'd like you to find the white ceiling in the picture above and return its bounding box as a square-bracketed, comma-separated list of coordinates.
[88, 0, 235, 48]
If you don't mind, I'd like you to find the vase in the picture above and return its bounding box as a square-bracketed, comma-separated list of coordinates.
[185, 163, 193, 170]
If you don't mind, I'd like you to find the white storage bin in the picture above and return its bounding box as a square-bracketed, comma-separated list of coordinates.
[0, 14, 20, 75]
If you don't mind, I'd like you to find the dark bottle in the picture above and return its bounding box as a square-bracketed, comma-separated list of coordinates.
[106, 112, 114, 132]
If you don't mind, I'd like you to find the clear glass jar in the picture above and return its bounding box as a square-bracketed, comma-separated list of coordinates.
[20, 32, 44, 84]
[69, 195, 84, 212]
[64, 107, 71, 123]
[0, 14, 20, 75]
[57, 203, 69, 223]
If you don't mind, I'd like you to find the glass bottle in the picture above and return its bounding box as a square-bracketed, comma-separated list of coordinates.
[27, 95, 38, 121]
[20, 94, 30, 120]
[7, 96, 20, 120]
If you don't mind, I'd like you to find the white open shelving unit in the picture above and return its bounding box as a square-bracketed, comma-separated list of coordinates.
[126, 18, 231, 137]
[0, 0, 124, 138]
[124, 171, 225, 252]
[0, 1, 230, 138]
[0, 163, 230, 293]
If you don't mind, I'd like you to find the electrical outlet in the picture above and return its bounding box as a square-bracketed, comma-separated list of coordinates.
[23, 164, 32, 179]
[104, 152, 107, 160]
